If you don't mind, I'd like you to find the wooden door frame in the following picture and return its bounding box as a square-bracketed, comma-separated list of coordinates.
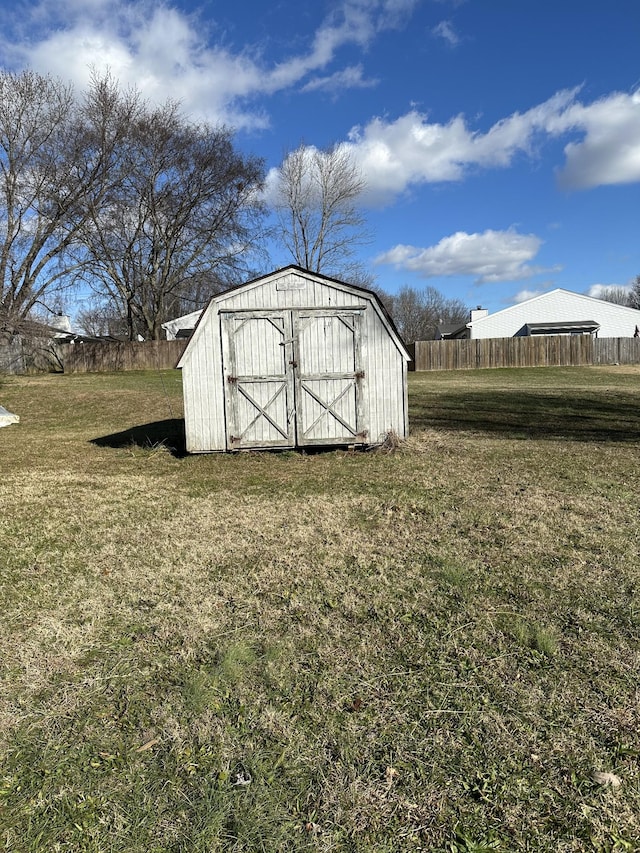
[221, 310, 296, 450]
[292, 307, 368, 447]
[221, 306, 369, 449]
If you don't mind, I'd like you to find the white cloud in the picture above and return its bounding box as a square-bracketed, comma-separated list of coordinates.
[432, 20, 460, 47]
[302, 65, 378, 95]
[550, 90, 640, 189]
[376, 228, 549, 283]
[4, 0, 638, 196]
[342, 87, 640, 203]
[2, 2, 268, 127]
[344, 90, 578, 202]
[0, 0, 418, 129]
[511, 288, 548, 304]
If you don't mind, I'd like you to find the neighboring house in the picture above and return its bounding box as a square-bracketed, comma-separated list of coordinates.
[0, 315, 82, 374]
[47, 313, 72, 337]
[435, 323, 466, 340]
[177, 265, 411, 453]
[162, 310, 203, 340]
[439, 290, 640, 340]
[436, 308, 489, 340]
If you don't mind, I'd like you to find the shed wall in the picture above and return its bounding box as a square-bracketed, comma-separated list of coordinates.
[181, 316, 226, 452]
[364, 305, 408, 443]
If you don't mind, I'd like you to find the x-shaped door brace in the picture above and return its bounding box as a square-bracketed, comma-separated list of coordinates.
[301, 380, 357, 437]
[237, 381, 290, 440]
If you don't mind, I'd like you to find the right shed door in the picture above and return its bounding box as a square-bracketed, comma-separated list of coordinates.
[293, 309, 368, 446]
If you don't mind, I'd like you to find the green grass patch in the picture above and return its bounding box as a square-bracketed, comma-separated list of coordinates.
[1, 366, 640, 851]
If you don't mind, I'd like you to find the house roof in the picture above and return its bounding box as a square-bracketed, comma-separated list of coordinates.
[469, 288, 640, 329]
[436, 322, 468, 339]
[161, 309, 204, 335]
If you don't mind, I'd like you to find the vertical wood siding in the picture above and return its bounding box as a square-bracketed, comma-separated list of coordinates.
[295, 311, 362, 445]
[60, 340, 187, 373]
[365, 305, 408, 443]
[181, 319, 226, 452]
[410, 336, 640, 371]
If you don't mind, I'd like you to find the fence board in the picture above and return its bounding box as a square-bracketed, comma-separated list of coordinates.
[408, 335, 640, 371]
[594, 338, 640, 365]
[59, 339, 188, 373]
[0, 337, 26, 374]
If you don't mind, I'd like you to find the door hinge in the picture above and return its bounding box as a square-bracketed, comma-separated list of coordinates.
[227, 375, 237, 384]
[289, 360, 298, 368]
[355, 370, 365, 379]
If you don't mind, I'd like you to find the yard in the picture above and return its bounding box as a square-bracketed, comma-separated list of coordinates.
[1, 366, 639, 852]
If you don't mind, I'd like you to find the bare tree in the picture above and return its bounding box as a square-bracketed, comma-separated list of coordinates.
[596, 285, 633, 306]
[75, 298, 125, 337]
[79, 100, 266, 339]
[593, 279, 640, 308]
[0, 70, 136, 332]
[384, 284, 469, 343]
[628, 275, 640, 310]
[274, 143, 368, 275]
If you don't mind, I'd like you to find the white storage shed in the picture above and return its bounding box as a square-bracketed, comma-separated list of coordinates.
[177, 266, 411, 452]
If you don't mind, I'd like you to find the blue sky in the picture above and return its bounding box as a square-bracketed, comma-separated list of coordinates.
[1, 0, 639, 311]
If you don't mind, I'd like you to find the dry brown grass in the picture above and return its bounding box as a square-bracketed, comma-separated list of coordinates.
[1, 367, 640, 851]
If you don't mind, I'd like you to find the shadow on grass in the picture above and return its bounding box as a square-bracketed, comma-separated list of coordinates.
[92, 418, 187, 458]
[92, 421, 370, 458]
[411, 390, 640, 442]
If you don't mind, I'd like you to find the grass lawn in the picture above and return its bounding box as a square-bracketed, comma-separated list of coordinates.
[1, 365, 640, 852]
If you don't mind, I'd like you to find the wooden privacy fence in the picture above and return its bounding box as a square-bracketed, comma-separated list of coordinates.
[59, 339, 188, 373]
[0, 337, 26, 374]
[409, 336, 640, 371]
[0, 335, 64, 374]
[10, 335, 640, 375]
[593, 337, 640, 365]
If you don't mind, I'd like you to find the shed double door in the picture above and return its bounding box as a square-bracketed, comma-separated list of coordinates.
[222, 308, 367, 449]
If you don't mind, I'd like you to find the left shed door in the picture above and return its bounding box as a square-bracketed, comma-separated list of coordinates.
[222, 311, 295, 450]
